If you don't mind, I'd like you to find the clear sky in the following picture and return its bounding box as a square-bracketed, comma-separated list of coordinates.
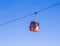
[0, 0, 60, 46]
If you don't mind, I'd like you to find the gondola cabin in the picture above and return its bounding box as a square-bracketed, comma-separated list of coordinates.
[29, 21, 40, 32]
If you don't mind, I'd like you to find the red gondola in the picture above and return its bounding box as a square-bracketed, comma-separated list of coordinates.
[29, 12, 40, 32]
[29, 21, 40, 32]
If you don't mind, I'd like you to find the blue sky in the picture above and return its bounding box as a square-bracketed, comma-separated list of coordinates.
[0, 0, 60, 46]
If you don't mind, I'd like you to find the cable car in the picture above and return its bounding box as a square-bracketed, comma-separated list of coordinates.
[29, 12, 40, 32]
[29, 21, 40, 32]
